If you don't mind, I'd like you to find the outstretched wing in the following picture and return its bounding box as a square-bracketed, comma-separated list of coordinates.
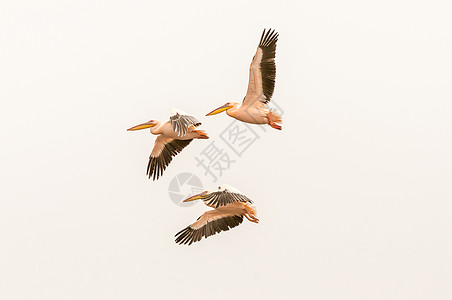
[243, 28, 279, 106]
[170, 113, 201, 137]
[175, 210, 244, 245]
[203, 190, 253, 208]
[147, 136, 192, 180]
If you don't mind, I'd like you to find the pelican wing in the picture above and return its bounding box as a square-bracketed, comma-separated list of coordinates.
[203, 191, 253, 208]
[175, 210, 244, 245]
[147, 135, 192, 180]
[170, 113, 201, 137]
[243, 29, 279, 106]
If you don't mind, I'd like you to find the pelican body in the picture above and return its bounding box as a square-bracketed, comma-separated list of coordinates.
[127, 110, 208, 180]
[206, 29, 282, 130]
[175, 184, 259, 245]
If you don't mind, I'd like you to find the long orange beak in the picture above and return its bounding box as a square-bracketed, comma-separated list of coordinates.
[183, 191, 208, 202]
[127, 121, 155, 131]
[206, 104, 233, 116]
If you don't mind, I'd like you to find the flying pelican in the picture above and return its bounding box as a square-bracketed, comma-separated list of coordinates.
[206, 28, 282, 130]
[175, 184, 259, 245]
[127, 109, 208, 180]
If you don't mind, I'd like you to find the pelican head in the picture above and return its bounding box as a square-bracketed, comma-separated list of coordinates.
[183, 191, 210, 202]
[206, 102, 239, 116]
[127, 119, 158, 131]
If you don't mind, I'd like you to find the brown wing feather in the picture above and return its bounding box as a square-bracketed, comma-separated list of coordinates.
[169, 113, 201, 137]
[147, 136, 192, 180]
[259, 29, 278, 102]
[175, 210, 244, 245]
[203, 191, 253, 208]
[244, 29, 279, 105]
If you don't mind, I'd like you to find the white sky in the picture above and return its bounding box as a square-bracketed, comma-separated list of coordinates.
[1, 0, 451, 299]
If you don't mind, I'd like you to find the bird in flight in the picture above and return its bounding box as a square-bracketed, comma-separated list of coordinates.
[175, 184, 259, 245]
[206, 28, 282, 130]
[127, 109, 208, 180]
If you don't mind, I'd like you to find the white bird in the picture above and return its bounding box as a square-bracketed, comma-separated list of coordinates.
[175, 184, 259, 245]
[206, 29, 282, 130]
[127, 109, 208, 180]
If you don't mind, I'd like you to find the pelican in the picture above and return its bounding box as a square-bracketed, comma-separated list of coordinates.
[175, 184, 259, 245]
[206, 28, 282, 130]
[127, 109, 208, 180]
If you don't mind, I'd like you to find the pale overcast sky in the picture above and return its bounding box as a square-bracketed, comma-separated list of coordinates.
[1, 0, 451, 299]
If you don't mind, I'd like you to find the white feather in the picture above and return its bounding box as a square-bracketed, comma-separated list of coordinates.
[218, 184, 242, 194]
[170, 107, 189, 116]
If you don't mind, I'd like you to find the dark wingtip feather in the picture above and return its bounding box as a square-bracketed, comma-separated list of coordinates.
[256, 28, 278, 102]
[174, 215, 245, 246]
[146, 139, 193, 181]
[259, 28, 278, 48]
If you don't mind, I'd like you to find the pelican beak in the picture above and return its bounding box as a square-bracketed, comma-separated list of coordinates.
[206, 104, 233, 116]
[127, 121, 155, 131]
[183, 191, 208, 202]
